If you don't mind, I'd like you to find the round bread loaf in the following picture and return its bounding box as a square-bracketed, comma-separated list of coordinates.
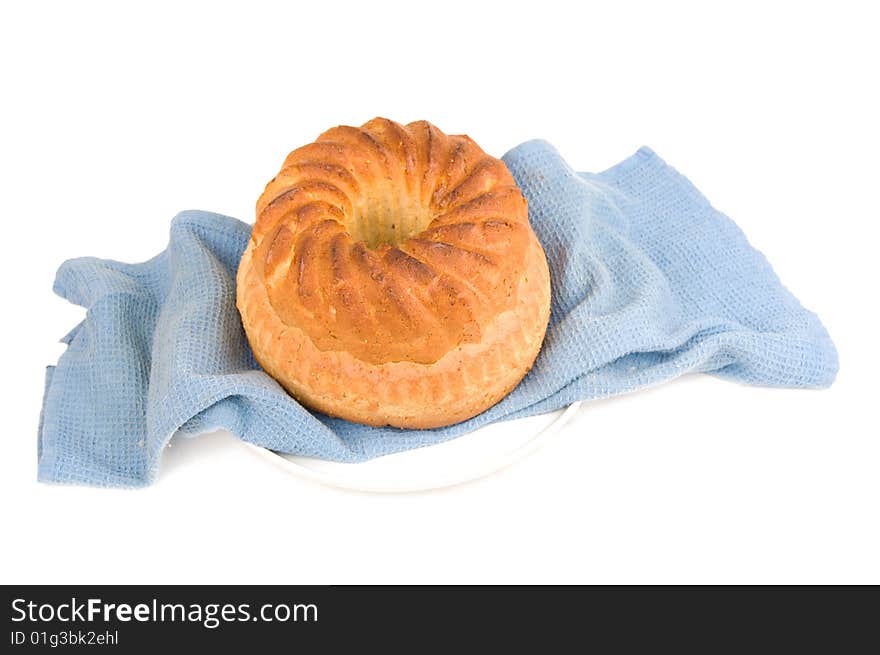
[236, 118, 550, 428]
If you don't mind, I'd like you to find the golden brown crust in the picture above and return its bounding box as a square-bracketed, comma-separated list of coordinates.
[236, 118, 551, 428]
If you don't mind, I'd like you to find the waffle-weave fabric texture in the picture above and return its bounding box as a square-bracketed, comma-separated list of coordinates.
[38, 142, 838, 487]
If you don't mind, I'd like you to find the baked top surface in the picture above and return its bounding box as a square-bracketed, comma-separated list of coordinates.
[246, 117, 539, 366]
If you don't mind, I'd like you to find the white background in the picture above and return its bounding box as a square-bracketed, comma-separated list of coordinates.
[1, 1, 878, 584]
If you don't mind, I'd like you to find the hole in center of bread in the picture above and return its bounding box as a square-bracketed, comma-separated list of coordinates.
[345, 184, 434, 249]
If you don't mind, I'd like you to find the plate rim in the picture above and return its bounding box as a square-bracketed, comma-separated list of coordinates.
[242, 401, 582, 493]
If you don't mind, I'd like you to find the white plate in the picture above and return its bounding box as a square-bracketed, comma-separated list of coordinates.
[244, 402, 582, 493]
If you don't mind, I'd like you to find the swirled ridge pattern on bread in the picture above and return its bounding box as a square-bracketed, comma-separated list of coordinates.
[236, 118, 551, 428]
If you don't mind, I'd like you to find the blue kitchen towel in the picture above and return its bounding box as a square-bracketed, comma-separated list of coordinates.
[38, 142, 838, 487]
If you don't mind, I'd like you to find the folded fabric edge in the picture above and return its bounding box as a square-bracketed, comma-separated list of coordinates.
[507, 141, 838, 388]
[36, 366, 53, 469]
[37, 362, 160, 489]
[503, 140, 656, 180]
[37, 210, 253, 489]
[170, 209, 252, 236]
[640, 150, 840, 387]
